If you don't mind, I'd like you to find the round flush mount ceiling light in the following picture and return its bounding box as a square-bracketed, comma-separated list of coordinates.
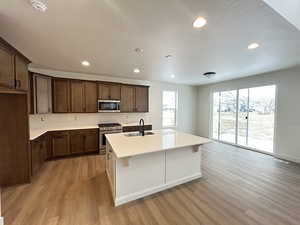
[134, 48, 144, 54]
[193, 17, 207, 28]
[133, 68, 140, 74]
[81, 61, 90, 66]
[171, 74, 175, 78]
[248, 43, 259, 50]
[203, 72, 216, 78]
[30, 0, 47, 12]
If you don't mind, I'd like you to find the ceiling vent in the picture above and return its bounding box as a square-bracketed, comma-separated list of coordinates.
[30, 0, 47, 12]
[203, 72, 216, 78]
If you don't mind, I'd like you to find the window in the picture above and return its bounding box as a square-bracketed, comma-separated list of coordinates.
[162, 90, 177, 127]
[212, 85, 276, 153]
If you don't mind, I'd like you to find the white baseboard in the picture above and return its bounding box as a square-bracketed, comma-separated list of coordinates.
[275, 154, 300, 164]
[115, 173, 202, 206]
[0, 216, 4, 225]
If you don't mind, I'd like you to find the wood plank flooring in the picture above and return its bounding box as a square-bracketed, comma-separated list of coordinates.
[2, 142, 300, 225]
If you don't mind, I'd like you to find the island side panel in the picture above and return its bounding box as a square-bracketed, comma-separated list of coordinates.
[106, 142, 116, 201]
[115, 151, 165, 206]
[165, 145, 202, 184]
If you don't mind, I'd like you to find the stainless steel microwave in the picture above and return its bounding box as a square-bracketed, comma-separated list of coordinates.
[98, 100, 120, 112]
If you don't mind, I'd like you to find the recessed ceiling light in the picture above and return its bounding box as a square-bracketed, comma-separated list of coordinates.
[193, 17, 207, 28]
[248, 43, 259, 50]
[30, 0, 47, 12]
[134, 68, 140, 73]
[171, 74, 175, 78]
[81, 61, 90, 66]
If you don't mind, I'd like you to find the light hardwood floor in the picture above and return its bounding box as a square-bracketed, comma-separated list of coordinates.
[2, 142, 300, 225]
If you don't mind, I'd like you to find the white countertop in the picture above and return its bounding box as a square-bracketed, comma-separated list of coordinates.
[106, 129, 211, 158]
[30, 125, 98, 140]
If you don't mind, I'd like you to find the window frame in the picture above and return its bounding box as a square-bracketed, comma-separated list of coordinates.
[162, 89, 178, 128]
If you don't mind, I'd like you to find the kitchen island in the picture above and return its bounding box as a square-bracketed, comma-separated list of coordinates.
[105, 129, 211, 206]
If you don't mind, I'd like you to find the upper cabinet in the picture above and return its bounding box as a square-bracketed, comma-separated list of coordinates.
[84, 81, 98, 113]
[15, 55, 29, 91]
[0, 38, 30, 93]
[135, 86, 149, 112]
[98, 83, 121, 100]
[32, 74, 149, 114]
[120, 85, 136, 112]
[34, 74, 52, 114]
[0, 45, 15, 89]
[52, 78, 70, 113]
[70, 80, 85, 113]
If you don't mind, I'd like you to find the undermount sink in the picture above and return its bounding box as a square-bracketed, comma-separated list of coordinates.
[124, 131, 155, 137]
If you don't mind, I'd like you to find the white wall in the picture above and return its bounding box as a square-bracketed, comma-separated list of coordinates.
[29, 67, 198, 134]
[197, 65, 300, 163]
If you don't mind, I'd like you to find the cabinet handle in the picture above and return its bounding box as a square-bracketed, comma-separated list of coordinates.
[15, 80, 21, 88]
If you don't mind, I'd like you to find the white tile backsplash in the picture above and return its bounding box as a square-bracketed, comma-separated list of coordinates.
[29, 113, 152, 131]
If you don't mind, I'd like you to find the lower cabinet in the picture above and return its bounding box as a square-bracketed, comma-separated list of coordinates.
[30, 128, 99, 177]
[70, 130, 85, 154]
[52, 131, 70, 157]
[70, 129, 99, 154]
[31, 136, 47, 176]
[122, 125, 152, 133]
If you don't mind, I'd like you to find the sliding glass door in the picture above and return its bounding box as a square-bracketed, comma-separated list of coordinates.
[219, 90, 237, 143]
[212, 85, 276, 153]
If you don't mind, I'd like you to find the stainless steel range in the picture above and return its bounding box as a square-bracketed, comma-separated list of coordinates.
[99, 123, 122, 154]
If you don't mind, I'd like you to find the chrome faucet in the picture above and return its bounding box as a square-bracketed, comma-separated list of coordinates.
[139, 119, 145, 136]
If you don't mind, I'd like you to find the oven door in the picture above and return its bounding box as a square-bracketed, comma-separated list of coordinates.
[99, 130, 122, 153]
[98, 100, 120, 112]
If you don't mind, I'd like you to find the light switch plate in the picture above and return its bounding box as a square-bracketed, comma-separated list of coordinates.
[0, 216, 4, 225]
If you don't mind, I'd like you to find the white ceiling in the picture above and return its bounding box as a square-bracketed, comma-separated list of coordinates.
[1, 0, 300, 85]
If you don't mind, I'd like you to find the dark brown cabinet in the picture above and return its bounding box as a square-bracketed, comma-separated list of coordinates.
[123, 125, 152, 133]
[121, 85, 136, 112]
[70, 130, 85, 154]
[98, 83, 121, 100]
[31, 136, 47, 176]
[70, 80, 85, 113]
[84, 81, 98, 112]
[0, 45, 15, 89]
[0, 94, 30, 186]
[52, 131, 70, 157]
[15, 55, 29, 91]
[52, 79, 70, 113]
[85, 129, 99, 152]
[135, 86, 149, 112]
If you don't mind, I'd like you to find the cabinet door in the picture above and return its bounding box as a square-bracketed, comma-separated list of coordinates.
[52, 132, 70, 157]
[84, 81, 98, 112]
[31, 140, 41, 176]
[120, 85, 135, 112]
[84, 129, 98, 153]
[135, 86, 149, 112]
[110, 84, 121, 100]
[70, 131, 85, 154]
[15, 55, 29, 91]
[98, 83, 110, 100]
[70, 80, 85, 113]
[0, 46, 15, 89]
[35, 75, 52, 114]
[52, 79, 70, 113]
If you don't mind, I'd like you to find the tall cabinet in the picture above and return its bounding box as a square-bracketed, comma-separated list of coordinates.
[0, 37, 30, 187]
